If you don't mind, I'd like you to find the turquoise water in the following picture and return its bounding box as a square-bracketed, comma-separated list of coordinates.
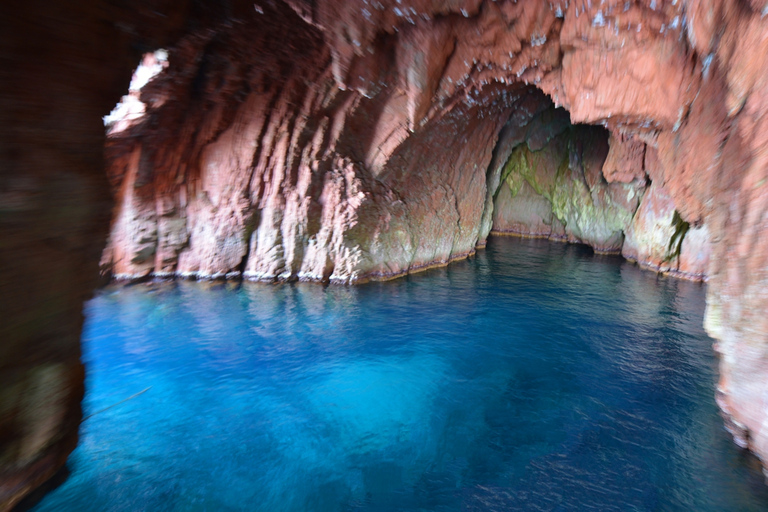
[33, 238, 768, 511]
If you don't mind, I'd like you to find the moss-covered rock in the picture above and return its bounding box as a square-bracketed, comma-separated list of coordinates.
[492, 123, 644, 253]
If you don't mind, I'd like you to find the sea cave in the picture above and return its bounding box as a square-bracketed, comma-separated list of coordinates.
[3, 0, 768, 510]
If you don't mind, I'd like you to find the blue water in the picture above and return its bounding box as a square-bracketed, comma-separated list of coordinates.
[32, 238, 768, 511]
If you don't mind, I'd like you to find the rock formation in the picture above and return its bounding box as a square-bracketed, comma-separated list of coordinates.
[100, 0, 712, 283]
[4, 0, 768, 508]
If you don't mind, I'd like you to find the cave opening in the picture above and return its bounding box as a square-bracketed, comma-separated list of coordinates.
[97, 32, 706, 283]
[483, 92, 630, 253]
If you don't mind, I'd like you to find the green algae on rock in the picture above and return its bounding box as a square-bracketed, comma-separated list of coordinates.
[489, 108, 642, 254]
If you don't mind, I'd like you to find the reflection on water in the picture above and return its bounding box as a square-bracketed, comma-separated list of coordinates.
[33, 238, 768, 511]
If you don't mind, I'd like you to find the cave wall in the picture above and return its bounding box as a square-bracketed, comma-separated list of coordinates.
[102, 0, 723, 284]
[101, 2, 537, 282]
[4, 0, 768, 509]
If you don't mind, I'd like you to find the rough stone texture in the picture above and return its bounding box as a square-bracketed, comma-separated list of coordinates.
[6, 0, 768, 508]
[603, 133, 647, 184]
[100, 4, 534, 283]
[103, 0, 712, 282]
[486, 110, 711, 277]
[622, 180, 711, 279]
[487, 101, 644, 253]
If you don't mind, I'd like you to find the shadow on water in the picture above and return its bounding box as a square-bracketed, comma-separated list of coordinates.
[31, 237, 768, 512]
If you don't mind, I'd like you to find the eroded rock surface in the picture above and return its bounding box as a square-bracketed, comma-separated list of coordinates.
[102, 3, 527, 282]
[101, 0, 714, 283]
[5, 0, 768, 508]
[622, 179, 711, 279]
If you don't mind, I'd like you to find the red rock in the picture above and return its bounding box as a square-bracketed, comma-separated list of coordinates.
[679, 224, 711, 278]
[622, 180, 710, 280]
[603, 133, 647, 184]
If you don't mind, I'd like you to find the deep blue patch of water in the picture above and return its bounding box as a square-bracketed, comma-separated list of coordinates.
[32, 238, 768, 511]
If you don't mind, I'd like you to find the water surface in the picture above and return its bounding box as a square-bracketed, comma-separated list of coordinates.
[33, 238, 768, 511]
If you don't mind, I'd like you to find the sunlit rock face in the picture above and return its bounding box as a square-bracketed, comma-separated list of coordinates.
[5, 0, 768, 508]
